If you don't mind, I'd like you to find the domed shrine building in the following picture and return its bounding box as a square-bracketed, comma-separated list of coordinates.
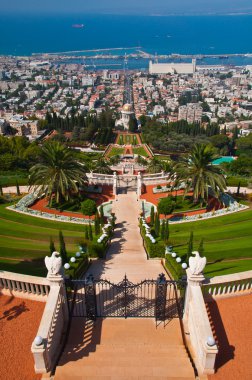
[115, 103, 135, 130]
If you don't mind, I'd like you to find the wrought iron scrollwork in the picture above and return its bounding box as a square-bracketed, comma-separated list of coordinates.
[84, 274, 97, 320]
[66, 275, 185, 321]
[155, 273, 168, 321]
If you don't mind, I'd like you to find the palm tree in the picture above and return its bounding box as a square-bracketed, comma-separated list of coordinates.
[175, 143, 226, 205]
[29, 141, 87, 205]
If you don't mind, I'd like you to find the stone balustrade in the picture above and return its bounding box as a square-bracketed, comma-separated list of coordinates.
[32, 279, 69, 374]
[0, 271, 50, 301]
[186, 285, 218, 375]
[183, 267, 218, 375]
[87, 172, 114, 185]
[202, 270, 252, 299]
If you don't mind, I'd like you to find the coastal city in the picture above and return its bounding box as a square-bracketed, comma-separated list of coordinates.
[0, 3, 252, 380]
[1, 55, 252, 141]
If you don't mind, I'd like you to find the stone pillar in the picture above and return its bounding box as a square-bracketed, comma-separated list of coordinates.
[113, 171, 117, 197]
[182, 252, 218, 375]
[183, 268, 205, 331]
[130, 164, 134, 175]
[32, 253, 69, 374]
[137, 171, 142, 200]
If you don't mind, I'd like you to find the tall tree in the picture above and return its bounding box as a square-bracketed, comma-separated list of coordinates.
[49, 237, 56, 254]
[160, 220, 165, 240]
[59, 230, 67, 264]
[150, 206, 155, 226]
[187, 232, 194, 263]
[198, 238, 204, 255]
[154, 213, 160, 237]
[176, 143, 226, 206]
[89, 223, 93, 241]
[165, 219, 170, 242]
[29, 141, 87, 205]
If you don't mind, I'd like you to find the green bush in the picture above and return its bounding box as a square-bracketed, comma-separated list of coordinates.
[165, 255, 184, 280]
[87, 242, 107, 258]
[140, 223, 165, 258]
[66, 253, 90, 278]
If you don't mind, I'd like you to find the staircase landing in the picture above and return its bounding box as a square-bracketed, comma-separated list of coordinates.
[54, 318, 195, 380]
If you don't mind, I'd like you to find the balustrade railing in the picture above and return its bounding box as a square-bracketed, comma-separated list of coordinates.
[202, 270, 252, 299]
[32, 282, 69, 373]
[0, 271, 50, 300]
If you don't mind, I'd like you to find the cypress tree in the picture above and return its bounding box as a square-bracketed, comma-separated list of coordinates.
[94, 213, 100, 235]
[161, 220, 165, 240]
[154, 213, 160, 237]
[59, 230, 67, 264]
[165, 219, 169, 242]
[49, 237, 56, 254]
[198, 238, 204, 255]
[150, 206, 155, 226]
[89, 223, 93, 241]
[187, 231, 194, 263]
[85, 225, 89, 240]
[100, 206, 104, 227]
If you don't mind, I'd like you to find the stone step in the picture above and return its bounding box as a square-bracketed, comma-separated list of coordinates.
[68, 356, 192, 367]
[55, 376, 194, 380]
[80, 377, 195, 380]
[63, 343, 186, 351]
[55, 363, 195, 378]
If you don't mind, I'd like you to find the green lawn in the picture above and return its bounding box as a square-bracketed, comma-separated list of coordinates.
[169, 208, 252, 277]
[0, 203, 88, 276]
[117, 134, 139, 145]
[133, 147, 149, 157]
[107, 147, 124, 157]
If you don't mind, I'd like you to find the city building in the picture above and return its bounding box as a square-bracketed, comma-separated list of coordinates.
[178, 103, 203, 123]
[149, 59, 196, 75]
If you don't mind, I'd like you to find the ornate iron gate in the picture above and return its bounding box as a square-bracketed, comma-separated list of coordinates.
[66, 274, 186, 321]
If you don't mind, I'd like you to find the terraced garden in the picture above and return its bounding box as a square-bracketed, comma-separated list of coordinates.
[0, 203, 89, 276]
[116, 133, 141, 145]
[1, 198, 252, 278]
[169, 208, 252, 277]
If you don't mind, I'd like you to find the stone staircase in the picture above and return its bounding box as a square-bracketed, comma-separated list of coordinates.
[54, 318, 196, 380]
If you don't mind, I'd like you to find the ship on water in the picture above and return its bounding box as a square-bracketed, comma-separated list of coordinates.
[72, 24, 84, 29]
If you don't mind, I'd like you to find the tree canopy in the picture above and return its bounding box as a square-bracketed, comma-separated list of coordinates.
[175, 143, 226, 204]
[29, 141, 87, 204]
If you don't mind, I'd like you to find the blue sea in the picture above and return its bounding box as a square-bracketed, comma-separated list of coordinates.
[1, 13, 252, 69]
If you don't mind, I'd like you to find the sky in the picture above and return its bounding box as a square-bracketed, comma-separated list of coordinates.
[2, 0, 252, 15]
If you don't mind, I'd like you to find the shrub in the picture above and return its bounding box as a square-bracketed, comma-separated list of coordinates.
[157, 185, 162, 190]
[87, 242, 107, 258]
[81, 199, 97, 217]
[157, 197, 175, 216]
[165, 255, 184, 280]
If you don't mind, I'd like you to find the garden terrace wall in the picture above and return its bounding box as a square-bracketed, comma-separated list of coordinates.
[202, 270, 252, 301]
[0, 271, 50, 301]
[32, 281, 69, 373]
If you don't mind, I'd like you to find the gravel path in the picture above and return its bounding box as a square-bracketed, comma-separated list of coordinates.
[0, 295, 45, 380]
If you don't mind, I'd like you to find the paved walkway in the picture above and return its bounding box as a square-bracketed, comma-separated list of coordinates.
[86, 191, 164, 282]
[54, 192, 195, 380]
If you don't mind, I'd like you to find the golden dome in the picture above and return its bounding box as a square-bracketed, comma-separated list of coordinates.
[122, 103, 134, 112]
